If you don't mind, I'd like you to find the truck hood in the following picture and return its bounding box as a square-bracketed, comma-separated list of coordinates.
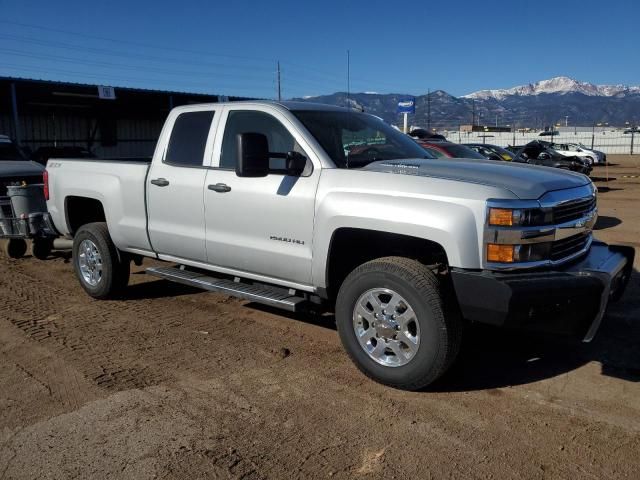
[0, 160, 45, 178]
[363, 158, 590, 199]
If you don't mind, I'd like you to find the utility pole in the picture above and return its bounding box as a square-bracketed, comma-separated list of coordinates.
[427, 88, 431, 131]
[565, 115, 569, 127]
[591, 122, 595, 150]
[277, 61, 282, 102]
[346, 50, 350, 108]
[471, 99, 476, 126]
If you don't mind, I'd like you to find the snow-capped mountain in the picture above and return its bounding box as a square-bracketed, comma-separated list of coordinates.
[296, 77, 640, 128]
[463, 76, 640, 100]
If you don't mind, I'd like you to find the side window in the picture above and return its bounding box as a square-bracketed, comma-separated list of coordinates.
[165, 110, 214, 167]
[220, 110, 304, 171]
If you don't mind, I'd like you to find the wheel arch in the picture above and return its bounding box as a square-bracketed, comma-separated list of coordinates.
[321, 227, 450, 300]
[64, 195, 106, 235]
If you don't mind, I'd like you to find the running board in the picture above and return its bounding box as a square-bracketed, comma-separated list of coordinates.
[146, 266, 307, 312]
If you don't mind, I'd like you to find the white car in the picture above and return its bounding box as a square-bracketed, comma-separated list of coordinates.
[552, 143, 604, 165]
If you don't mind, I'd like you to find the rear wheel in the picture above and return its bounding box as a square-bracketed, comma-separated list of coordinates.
[3, 238, 27, 259]
[72, 222, 130, 299]
[335, 256, 461, 390]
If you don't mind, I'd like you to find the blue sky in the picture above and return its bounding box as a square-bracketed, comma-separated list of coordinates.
[0, 0, 637, 99]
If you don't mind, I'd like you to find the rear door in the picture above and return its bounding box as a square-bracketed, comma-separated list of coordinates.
[203, 106, 320, 286]
[147, 107, 219, 262]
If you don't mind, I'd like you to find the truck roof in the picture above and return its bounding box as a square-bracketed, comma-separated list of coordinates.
[171, 100, 353, 113]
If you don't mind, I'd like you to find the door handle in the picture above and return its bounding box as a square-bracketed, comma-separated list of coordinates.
[150, 178, 170, 187]
[208, 183, 231, 193]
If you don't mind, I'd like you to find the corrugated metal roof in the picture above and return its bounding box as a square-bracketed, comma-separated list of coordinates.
[0, 75, 222, 97]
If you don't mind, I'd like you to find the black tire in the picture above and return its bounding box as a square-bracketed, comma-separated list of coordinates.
[72, 222, 130, 299]
[3, 238, 28, 259]
[32, 238, 53, 260]
[335, 256, 461, 390]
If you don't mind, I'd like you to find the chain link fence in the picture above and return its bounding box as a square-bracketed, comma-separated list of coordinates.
[412, 125, 638, 155]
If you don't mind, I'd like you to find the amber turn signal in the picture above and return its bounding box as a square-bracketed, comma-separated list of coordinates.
[487, 244, 515, 263]
[488, 208, 514, 226]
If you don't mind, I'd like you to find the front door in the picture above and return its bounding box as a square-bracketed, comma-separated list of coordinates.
[204, 107, 319, 286]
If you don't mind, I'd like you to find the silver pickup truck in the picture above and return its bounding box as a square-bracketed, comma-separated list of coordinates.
[45, 101, 634, 390]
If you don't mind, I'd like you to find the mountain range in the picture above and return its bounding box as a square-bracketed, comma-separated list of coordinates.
[295, 77, 640, 129]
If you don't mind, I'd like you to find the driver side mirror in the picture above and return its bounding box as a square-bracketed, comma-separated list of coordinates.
[236, 132, 269, 177]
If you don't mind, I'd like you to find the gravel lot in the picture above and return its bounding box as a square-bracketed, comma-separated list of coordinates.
[1, 156, 639, 479]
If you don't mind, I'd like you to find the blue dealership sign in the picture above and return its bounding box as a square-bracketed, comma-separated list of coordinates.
[397, 97, 416, 114]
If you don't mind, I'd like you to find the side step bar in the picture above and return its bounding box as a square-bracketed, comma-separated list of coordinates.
[146, 266, 308, 312]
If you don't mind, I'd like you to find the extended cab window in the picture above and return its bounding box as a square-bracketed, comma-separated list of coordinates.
[164, 110, 214, 167]
[220, 110, 305, 171]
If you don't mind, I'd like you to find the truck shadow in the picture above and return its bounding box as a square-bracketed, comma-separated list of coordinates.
[594, 215, 622, 230]
[249, 270, 640, 392]
[122, 279, 202, 300]
[434, 268, 640, 392]
[126, 267, 640, 392]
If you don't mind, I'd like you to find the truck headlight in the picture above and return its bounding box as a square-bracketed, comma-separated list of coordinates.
[488, 207, 549, 227]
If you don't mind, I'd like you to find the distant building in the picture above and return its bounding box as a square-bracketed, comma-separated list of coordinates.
[0, 76, 250, 158]
[459, 124, 512, 133]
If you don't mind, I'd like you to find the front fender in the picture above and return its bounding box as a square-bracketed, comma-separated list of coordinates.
[311, 190, 483, 288]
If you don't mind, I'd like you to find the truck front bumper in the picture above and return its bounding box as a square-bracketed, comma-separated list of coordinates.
[450, 241, 635, 341]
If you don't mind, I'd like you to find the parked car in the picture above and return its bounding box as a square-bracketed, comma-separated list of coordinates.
[539, 130, 559, 136]
[512, 141, 592, 175]
[31, 146, 95, 166]
[45, 101, 633, 390]
[548, 142, 604, 165]
[409, 128, 447, 142]
[464, 143, 514, 161]
[417, 141, 487, 159]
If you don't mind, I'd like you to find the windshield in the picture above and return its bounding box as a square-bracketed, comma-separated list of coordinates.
[292, 110, 434, 168]
[0, 141, 27, 160]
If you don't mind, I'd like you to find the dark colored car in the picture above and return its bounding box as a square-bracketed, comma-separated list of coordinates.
[409, 128, 447, 142]
[0, 135, 45, 196]
[417, 141, 487, 159]
[464, 143, 514, 161]
[511, 140, 592, 175]
[31, 146, 95, 166]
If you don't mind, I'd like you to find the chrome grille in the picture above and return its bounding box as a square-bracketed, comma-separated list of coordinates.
[550, 233, 591, 261]
[552, 197, 596, 224]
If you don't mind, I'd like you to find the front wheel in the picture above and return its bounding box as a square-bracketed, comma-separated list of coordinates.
[72, 222, 130, 299]
[335, 257, 461, 390]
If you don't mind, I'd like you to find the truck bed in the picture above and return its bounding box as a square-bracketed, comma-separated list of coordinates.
[46, 158, 152, 252]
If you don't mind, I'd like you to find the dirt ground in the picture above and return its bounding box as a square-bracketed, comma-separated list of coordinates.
[1, 156, 639, 479]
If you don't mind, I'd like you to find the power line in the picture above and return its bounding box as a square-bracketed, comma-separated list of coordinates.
[0, 19, 275, 64]
[0, 33, 275, 73]
[0, 48, 276, 84]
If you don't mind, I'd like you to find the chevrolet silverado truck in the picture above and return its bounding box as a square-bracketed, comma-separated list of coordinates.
[44, 102, 634, 390]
